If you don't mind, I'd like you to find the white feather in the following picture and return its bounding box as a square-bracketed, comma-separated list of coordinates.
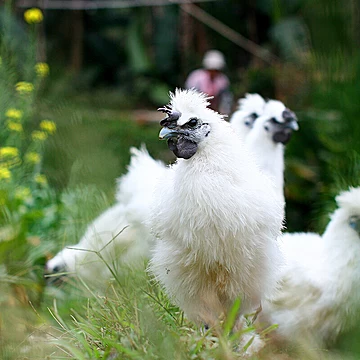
[230, 93, 266, 139]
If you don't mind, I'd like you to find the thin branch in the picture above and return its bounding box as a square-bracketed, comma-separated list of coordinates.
[180, 3, 280, 64]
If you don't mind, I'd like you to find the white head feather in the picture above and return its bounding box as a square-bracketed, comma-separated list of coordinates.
[335, 187, 360, 213]
[237, 93, 266, 113]
[169, 88, 225, 126]
[230, 93, 266, 139]
[262, 100, 286, 122]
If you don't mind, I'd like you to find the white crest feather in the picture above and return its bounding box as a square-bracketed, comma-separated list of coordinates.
[237, 93, 266, 113]
[335, 187, 360, 211]
[168, 88, 225, 125]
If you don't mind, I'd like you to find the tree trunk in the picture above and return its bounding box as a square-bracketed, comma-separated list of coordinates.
[70, 10, 84, 72]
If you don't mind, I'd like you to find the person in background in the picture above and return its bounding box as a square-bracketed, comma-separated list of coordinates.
[185, 50, 233, 115]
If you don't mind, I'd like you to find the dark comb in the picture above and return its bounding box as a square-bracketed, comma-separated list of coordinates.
[158, 106, 182, 126]
[282, 108, 297, 122]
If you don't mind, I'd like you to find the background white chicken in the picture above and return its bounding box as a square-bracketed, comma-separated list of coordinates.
[46, 146, 166, 283]
[245, 100, 298, 201]
[149, 89, 284, 340]
[262, 187, 360, 348]
[230, 93, 266, 139]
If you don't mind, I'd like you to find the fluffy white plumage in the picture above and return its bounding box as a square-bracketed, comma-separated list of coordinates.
[46, 146, 166, 282]
[262, 187, 360, 347]
[245, 100, 298, 201]
[149, 89, 284, 327]
[230, 93, 266, 139]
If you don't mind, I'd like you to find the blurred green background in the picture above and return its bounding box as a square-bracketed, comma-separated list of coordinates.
[1, 0, 360, 358]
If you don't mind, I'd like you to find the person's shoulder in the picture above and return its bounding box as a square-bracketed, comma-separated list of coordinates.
[185, 68, 207, 88]
[187, 68, 206, 77]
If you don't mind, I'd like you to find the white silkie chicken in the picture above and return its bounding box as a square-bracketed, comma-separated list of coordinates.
[245, 100, 298, 202]
[262, 187, 360, 348]
[46, 94, 297, 291]
[148, 89, 284, 339]
[46, 147, 166, 283]
[230, 93, 266, 139]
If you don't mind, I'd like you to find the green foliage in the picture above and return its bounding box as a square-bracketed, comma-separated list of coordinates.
[0, 8, 58, 294]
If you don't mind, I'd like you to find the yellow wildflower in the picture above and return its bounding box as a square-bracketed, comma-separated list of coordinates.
[24, 8, 43, 24]
[40, 120, 56, 134]
[25, 152, 41, 164]
[34, 174, 47, 185]
[5, 108, 23, 120]
[15, 187, 31, 200]
[0, 167, 11, 180]
[7, 121, 23, 132]
[31, 130, 47, 141]
[16, 82, 34, 94]
[0, 147, 19, 158]
[35, 62, 49, 77]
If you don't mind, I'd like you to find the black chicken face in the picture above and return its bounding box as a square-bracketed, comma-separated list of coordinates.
[158, 108, 211, 159]
[44, 263, 68, 286]
[264, 109, 299, 145]
[349, 215, 360, 236]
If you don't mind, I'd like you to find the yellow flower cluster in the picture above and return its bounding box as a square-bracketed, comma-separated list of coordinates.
[31, 130, 48, 141]
[24, 8, 43, 24]
[7, 121, 23, 132]
[35, 62, 49, 77]
[6, 108, 23, 120]
[16, 81, 34, 94]
[40, 120, 56, 134]
[25, 152, 41, 164]
[0, 147, 19, 158]
[0, 167, 11, 180]
[15, 187, 31, 200]
[34, 174, 47, 185]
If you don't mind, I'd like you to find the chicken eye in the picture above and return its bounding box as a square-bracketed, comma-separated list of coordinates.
[349, 215, 360, 232]
[187, 118, 199, 128]
[270, 117, 280, 124]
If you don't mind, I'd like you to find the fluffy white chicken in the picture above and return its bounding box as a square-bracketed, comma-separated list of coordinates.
[148, 89, 284, 333]
[245, 100, 298, 201]
[230, 93, 266, 139]
[262, 187, 360, 347]
[46, 147, 166, 283]
[46, 94, 297, 292]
